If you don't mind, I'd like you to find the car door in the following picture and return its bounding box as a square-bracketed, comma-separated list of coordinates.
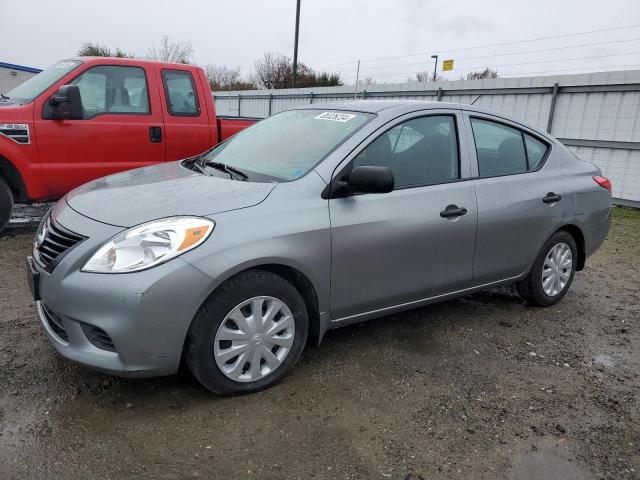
[466, 113, 566, 285]
[33, 63, 166, 197]
[157, 67, 212, 161]
[329, 111, 478, 321]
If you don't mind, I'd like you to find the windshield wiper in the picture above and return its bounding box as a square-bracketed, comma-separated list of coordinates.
[203, 160, 249, 181]
[0, 93, 9, 100]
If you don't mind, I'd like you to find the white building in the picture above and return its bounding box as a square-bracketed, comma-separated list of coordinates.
[0, 61, 41, 94]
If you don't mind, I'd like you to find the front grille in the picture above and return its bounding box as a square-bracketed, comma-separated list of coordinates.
[81, 323, 116, 352]
[35, 215, 85, 270]
[41, 304, 68, 342]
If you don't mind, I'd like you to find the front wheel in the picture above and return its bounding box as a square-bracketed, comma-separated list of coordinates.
[516, 231, 577, 307]
[185, 270, 308, 395]
[0, 177, 13, 234]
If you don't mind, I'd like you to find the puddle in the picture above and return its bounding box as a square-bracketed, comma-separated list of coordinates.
[508, 438, 594, 480]
[591, 354, 617, 369]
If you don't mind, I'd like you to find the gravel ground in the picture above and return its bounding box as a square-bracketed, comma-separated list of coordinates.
[8, 203, 53, 227]
[0, 207, 639, 480]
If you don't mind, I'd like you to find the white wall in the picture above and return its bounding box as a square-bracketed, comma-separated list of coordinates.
[0, 67, 37, 94]
[214, 70, 640, 204]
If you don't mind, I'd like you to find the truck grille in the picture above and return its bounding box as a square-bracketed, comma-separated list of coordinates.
[35, 215, 85, 270]
[41, 304, 68, 342]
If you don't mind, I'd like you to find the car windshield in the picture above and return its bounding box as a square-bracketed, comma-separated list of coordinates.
[201, 109, 373, 181]
[4, 60, 82, 103]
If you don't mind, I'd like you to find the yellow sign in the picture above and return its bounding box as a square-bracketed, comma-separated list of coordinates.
[442, 59, 454, 71]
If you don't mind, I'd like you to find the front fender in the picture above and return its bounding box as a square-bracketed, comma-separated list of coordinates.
[0, 134, 49, 201]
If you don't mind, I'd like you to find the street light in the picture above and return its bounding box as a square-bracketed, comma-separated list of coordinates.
[292, 0, 301, 88]
[431, 55, 438, 82]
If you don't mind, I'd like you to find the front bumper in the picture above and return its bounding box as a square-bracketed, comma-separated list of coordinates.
[31, 202, 219, 378]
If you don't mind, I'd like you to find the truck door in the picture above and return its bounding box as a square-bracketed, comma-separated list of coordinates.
[33, 63, 166, 197]
[156, 67, 212, 161]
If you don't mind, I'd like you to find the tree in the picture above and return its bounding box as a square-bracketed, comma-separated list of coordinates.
[147, 35, 193, 64]
[466, 68, 498, 80]
[205, 64, 255, 91]
[415, 71, 444, 82]
[252, 52, 342, 89]
[78, 42, 130, 58]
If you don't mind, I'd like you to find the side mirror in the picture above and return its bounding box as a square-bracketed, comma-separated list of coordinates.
[347, 166, 395, 194]
[42, 85, 83, 120]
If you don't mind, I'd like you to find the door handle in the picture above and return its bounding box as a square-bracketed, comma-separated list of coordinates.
[149, 126, 162, 143]
[440, 205, 468, 218]
[543, 192, 562, 204]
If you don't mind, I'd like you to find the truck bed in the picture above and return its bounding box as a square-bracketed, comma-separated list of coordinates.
[217, 117, 260, 142]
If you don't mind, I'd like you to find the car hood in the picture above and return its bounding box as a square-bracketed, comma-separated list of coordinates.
[66, 161, 277, 227]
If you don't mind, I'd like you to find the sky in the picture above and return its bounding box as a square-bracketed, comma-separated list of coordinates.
[2, 0, 640, 84]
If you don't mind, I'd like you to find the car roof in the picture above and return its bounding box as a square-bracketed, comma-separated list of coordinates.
[304, 99, 492, 115]
[302, 100, 551, 138]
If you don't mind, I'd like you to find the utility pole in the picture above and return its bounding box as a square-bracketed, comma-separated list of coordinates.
[354, 60, 360, 99]
[431, 55, 438, 82]
[292, 0, 301, 88]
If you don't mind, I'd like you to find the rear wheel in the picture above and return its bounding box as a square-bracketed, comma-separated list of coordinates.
[0, 177, 13, 233]
[185, 270, 308, 395]
[516, 231, 577, 307]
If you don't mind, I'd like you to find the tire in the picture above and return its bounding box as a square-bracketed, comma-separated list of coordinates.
[185, 269, 309, 395]
[516, 230, 577, 307]
[0, 177, 13, 234]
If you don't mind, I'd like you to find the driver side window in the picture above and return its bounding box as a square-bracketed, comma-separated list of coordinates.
[352, 115, 459, 189]
[71, 66, 150, 119]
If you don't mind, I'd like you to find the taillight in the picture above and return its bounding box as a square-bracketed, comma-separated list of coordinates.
[593, 175, 612, 194]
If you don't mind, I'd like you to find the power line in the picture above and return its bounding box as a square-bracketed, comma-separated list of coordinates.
[315, 23, 640, 69]
[340, 62, 640, 81]
[499, 63, 640, 77]
[337, 48, 640, 76]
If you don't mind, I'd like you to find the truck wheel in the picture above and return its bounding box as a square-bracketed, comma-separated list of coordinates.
[0, 177, 13, 233]
[516, 231, 577, 307]
[185, 270, 309, 395]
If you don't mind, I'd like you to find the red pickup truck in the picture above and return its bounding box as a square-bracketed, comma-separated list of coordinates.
[0, 57, 256, 231]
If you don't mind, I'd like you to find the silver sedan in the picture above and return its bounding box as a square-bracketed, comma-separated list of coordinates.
[27, 101, 612, 394]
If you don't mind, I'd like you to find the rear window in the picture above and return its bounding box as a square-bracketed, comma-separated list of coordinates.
[471, 118, 549, 177]
[161, 70, 200, 116]
[524, 133, 547, 169]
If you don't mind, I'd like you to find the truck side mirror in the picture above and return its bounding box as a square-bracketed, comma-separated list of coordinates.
[42, 85, 83, 120]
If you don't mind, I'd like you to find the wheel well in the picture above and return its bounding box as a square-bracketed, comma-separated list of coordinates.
[557, 224, 586, 271]
[0, 156, 28, 203]
[252, 264, 321, 346]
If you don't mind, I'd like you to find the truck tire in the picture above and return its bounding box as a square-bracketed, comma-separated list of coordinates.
[185, 269, 309, 395]
[516, 231, 577, 307]
[0, 177, 13, 233]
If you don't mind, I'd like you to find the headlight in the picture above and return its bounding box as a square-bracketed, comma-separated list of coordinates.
[83, 217, 214, 273]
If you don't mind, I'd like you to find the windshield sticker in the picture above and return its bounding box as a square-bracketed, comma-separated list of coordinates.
[314, 112, 357, 122]
[55, 62, 76, 69]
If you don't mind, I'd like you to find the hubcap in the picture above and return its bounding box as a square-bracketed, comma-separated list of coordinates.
[214, 296, 295, 383]
[542, 242, 573, 297]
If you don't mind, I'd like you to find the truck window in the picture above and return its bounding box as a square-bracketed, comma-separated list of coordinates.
[161, 70, 200, 116]
[70, 66, 150, 118]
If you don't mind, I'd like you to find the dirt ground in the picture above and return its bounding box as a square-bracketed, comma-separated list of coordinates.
[1, 207, 639, 480]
